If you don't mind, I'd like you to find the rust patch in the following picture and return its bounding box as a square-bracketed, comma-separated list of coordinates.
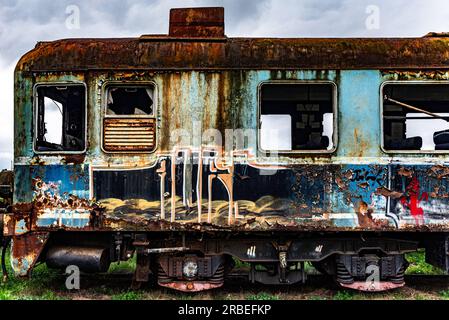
[335, 176, 347, 190]
[16, 36, 449, 73]
[103, 118, 156, 152]
[428, 165, 449, 180]
[61, 154, 86, 165]
[429, 186, 449, 198]
[353, 201, 389, 229]
[357, 182, 369, 189]
[352, 128, 368, 158]
[169, 7, 225, 38]
[355, 201, 374, 228]
[29, 156, 45, 166]
[343, 170, 354, 180]
[375, 187, 403, 199]
[11, 232, 49, 276]
[10, 177, 104, 233]
[398, 167, 413, 178]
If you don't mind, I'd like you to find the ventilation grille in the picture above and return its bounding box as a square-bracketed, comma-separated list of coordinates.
[103, 118, 156, 152]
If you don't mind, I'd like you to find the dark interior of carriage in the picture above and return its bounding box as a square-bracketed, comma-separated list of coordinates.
[260, 83, 334, 151]
[106, 87, 153, 116]
[35, 85, 85, 152]
[383, 84, 449, 151]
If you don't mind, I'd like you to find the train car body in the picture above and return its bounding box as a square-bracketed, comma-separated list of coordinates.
[5, 7, 449, 291]
[0, 170, 13, 208]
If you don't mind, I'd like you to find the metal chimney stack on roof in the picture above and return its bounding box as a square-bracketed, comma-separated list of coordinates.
[169, 7, 225, 38]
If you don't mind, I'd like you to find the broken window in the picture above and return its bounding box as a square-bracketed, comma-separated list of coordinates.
[103, 85, 157, 152]
[383, 84, 449, 151]
[106, 86, 154, 116]
[260, 83, 335, 151]
[35, 84, 85, 152]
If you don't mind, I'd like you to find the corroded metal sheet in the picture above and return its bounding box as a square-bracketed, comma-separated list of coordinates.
[11, 30, 449, 236]
[11, 232, 49, 276]
[15, 37, 449, 72]
[91, 155, 449, 232]
[103, 118, 156, 152]
[169, 7, 225, 38]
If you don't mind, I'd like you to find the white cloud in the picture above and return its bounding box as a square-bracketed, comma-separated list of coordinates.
[0, 58, 15, 170]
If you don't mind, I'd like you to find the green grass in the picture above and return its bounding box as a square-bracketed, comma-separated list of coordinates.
[333, 291, 355, 300]
[405, 250, 445, 275]
[307, 295, 328, 300]
[0, 261, 63, 300]
[246, 292, 280, 300]
[233, 258, 250, 269]
[0, 249, 445, 300]
[439, 290, 449, 299]
[414, 294, 428, 300]
[111, 290, 143, 300]
[0, 250, 137, 300]
[108, 255, 136, 273]
[176, 293, 198, 300]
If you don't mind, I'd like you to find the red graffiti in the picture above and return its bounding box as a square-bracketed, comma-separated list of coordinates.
[400, 176, 428, 225]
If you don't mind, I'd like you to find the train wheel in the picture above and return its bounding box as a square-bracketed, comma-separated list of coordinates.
[155, 253, 229, 292]
[334, 253, 408, 292]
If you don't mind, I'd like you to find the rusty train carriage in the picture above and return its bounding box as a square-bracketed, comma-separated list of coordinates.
[5, 7, 449, 292]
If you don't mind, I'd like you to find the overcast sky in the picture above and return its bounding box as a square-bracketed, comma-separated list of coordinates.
[1, 0, 449, 169]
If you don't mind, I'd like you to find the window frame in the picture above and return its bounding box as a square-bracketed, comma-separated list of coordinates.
[101, 81, 159, 154]
[257, 80, 338, 155]
[33, 82, 88, 155]
[103, 83, 157, 118]
[380, 80, 449, 154]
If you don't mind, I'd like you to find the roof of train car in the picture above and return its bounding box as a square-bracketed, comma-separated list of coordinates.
[16, 35, 449, 72]
[15, 6, 449, 72]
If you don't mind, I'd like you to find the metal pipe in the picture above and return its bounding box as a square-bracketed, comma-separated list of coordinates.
[46, 246, 110, 273]
[385, 96, 449, 121]
[145, 247, 189, 254]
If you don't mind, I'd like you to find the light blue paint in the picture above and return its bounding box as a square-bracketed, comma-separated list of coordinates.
[14, 164, 90, 203]
[331, 218, 358, 228]
[242, 70, 340, 153]
[36, 218, 58, 227]
[36, 208, 90, 228]
[11, 244, 30, 276]
[61, 217, 90, 228]
[337, 70, 383, 158]
[15, 219, 28, 235]
[332, 164, 387, 214]
[36, 208, 91, 228]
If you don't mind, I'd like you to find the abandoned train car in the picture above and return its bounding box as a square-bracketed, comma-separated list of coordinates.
[5, 7, 449, 292]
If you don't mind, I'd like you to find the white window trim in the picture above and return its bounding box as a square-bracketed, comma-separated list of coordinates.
[380, 80, 449, 154]
[257, 80, 338, 155]
[104, 83, 156, 118]
[101, 80, 159, 154]
[33, 82, 88, 155]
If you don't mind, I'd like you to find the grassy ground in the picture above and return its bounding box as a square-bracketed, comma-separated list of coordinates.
[0, 250, 448, 300]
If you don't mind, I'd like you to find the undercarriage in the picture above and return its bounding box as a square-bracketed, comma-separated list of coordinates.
[5, 231, 449, 293]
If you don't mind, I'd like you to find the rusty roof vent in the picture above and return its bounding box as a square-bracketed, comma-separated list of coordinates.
[424, 32, 449, 37]
[169, 7, 225, 38]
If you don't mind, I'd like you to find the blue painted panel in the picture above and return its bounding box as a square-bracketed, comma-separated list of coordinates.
[14, 164, 90, 203]
[337, 70, 382, 158]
